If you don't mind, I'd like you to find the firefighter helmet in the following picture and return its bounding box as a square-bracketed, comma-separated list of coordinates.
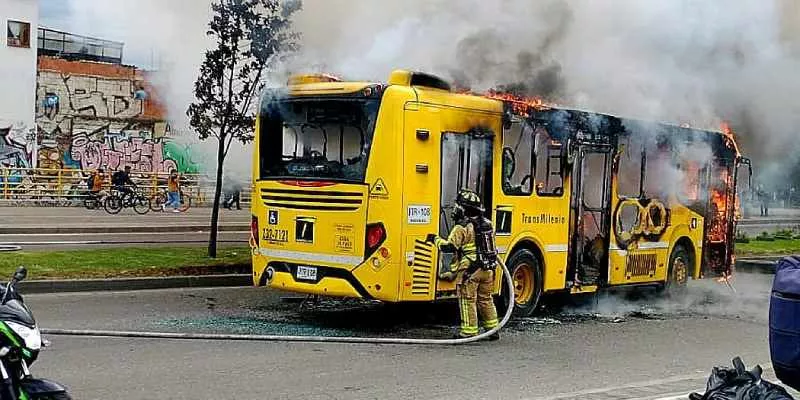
[456, 189, 484, 214]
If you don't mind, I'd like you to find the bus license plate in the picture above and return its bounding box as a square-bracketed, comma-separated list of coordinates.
[296, 266, 317, 281]
[263, 228, 288, 243]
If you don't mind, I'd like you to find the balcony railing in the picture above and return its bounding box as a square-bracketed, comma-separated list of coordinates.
[37, 27, 124, 64]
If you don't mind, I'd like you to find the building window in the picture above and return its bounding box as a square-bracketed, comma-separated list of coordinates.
[7, 20, 31, 48]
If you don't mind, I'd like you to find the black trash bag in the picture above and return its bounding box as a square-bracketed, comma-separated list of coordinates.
[689, 357, 794, 400]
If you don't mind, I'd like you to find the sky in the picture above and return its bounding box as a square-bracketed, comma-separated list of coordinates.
[35, 0, 800, 184]
[38, 0, 173, 69]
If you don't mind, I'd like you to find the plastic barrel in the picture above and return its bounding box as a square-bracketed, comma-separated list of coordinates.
[770, 256, 800, 391]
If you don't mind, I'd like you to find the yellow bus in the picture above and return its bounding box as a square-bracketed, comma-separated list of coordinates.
[250, 70, 747, 316]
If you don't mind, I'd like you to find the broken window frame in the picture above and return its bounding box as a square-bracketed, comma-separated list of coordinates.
[501, 117, 535, 197]
[616, 135, 646, 199]
[534, 126, 565, 197]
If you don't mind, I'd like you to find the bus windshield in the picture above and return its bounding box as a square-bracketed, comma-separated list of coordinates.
[259, 97, 381, 182]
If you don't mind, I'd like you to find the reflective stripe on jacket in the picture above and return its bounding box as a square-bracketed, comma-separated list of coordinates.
[434, 223, 477, 273]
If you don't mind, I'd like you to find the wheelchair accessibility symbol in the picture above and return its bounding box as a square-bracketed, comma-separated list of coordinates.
[268, 210, 279, 225]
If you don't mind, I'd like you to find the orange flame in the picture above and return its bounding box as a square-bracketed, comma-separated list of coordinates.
[483, 90, 548, 117]
[708, 167, 737, 243]
[720, 122, 742, 157]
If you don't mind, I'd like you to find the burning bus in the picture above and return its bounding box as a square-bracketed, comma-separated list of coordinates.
[250, 70, 748, 316]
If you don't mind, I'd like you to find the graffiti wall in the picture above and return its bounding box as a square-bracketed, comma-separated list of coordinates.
[0, 121, 33, 169]
[33, 56, 200, 174]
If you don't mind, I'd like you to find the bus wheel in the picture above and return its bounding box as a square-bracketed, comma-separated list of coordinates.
[665, 245, 690, 295]
[498, 249, 543, 318]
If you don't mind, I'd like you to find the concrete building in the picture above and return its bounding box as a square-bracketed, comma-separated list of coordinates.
[0, 0, 38, 168]
[33, 56, 200, 174]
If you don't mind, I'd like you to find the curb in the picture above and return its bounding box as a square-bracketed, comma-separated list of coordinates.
[0, 225, 249, 235]
[20, 274, 252, 294]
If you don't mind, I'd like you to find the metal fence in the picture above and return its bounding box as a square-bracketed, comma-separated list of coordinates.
[0, 168, 250, 207]
[37, 27, 124, 64]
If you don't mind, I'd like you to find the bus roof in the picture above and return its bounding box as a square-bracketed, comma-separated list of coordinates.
[528, 106, 740, 160]
[278, 71, 739, 158]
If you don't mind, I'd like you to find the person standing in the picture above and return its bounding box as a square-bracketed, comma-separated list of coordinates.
[758, 185, 770, 217]
[223, 177, 242, 210]
[163, 170, 182, 213]
[427, 189, 500, 340]
[89, 169, 108, 201]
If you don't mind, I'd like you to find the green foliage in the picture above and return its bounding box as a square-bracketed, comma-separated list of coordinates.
[2, 247, 251, 280]
[737, 239, 800, 256]
[186, 0, 300, 257]
[187, 0, 300, 147]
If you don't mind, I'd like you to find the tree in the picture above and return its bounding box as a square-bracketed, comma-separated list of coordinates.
[188, 0, 299, 257]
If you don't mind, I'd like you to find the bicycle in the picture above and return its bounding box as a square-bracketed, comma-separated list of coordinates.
[150, 188, 192, 213]
[104, 187, 151, 215]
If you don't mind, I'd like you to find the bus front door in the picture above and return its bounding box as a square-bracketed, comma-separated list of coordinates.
[436, 130, 494, 295]
[569, 144, 613, 288]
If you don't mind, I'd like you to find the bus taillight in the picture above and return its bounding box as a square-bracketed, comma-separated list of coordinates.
[250, 216, 259, 247]
[365, 223, 386, 258]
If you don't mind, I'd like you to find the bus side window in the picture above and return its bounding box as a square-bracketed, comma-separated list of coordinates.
[617, 137, 644, 198]
[502, 120, 534, 196]
[534, 127, 564, 196]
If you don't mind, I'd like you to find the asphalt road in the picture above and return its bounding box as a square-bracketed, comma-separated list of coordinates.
[24, 273, 796, 400]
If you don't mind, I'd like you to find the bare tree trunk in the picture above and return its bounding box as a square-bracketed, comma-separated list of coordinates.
[208, 137, 226, 258]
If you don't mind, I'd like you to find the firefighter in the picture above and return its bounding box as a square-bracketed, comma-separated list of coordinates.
[426, 189, 500, 340]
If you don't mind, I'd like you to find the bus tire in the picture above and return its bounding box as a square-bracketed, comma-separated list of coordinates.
[497, 249, 543, 318]
[664, 245, 690, 295]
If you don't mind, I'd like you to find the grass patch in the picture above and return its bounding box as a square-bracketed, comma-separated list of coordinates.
[2, 246, 251, 280]
[736, 239, 800, 257]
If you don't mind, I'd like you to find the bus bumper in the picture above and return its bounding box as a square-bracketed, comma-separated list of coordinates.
[267, 271, 364, 298]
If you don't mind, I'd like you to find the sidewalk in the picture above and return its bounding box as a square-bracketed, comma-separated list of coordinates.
[741, 207, 800, 220]
[0, 207, 250, 234]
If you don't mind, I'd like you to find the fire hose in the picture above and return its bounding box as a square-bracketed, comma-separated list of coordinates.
[42, 258, 516, 345]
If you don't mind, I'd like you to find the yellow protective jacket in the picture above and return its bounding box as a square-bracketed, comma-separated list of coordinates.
[434, 223, 477, 274]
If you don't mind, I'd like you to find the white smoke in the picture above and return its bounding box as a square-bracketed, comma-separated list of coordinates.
[563, 272, 772, 324]
[45, 0, 800, 183]
[288, 0, 800, 181]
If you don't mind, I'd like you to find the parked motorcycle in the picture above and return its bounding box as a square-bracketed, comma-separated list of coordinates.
[0, 267, 70, 399]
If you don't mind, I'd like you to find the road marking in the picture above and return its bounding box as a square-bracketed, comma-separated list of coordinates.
[650, 395, 689, 400]
[526, 364, 778, 400]
[523, 373, 707, 400]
